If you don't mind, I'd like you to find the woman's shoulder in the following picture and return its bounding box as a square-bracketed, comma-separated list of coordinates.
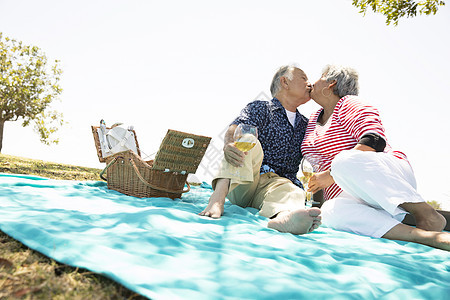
[337, 95, 379, 114]
[310, 108, 323, 120]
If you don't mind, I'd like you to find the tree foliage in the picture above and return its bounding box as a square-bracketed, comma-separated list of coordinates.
[352, 0, 446, 25]
[427, 200, 442, 210]
[0, 32, 63, 152]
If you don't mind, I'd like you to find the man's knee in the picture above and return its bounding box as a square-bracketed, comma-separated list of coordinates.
[266, 182, 305, 206]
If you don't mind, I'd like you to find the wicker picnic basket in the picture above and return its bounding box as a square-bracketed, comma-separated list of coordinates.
[92, 126, 211, 199]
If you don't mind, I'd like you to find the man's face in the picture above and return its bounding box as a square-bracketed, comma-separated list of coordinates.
[288, 68, 312, 104]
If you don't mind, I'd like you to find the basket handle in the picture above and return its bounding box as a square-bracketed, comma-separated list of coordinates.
[99, 156, 122, 181]
[129, 158, 191, 194]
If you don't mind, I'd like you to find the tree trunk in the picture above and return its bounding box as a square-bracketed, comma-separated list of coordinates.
[0, 120, 4, 153]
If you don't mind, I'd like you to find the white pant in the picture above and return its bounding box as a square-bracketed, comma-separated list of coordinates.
[322, 150, 425, 238]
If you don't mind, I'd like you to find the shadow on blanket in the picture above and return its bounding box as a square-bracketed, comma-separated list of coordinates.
[0, 173, 449, 299]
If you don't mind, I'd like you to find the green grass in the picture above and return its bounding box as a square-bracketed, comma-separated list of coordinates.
[0, 153, 148, 299]
[0, 153, 102, 181]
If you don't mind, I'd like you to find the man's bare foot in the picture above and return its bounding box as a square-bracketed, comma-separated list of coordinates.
[267, 208, 322, 235]
[199, 193, 225, 219]
[401, 202, 446, 231]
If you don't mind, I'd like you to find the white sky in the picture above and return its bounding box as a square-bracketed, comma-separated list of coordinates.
[1, 0, 449, 209]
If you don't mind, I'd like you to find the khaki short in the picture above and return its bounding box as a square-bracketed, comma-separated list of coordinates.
[212, 141, 305, 218]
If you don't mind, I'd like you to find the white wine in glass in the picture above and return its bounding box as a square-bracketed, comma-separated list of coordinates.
[234, 124, 258, 152]
[298, 156, 321, 207]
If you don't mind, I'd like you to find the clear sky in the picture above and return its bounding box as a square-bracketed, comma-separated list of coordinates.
[1, 0, 449, 209]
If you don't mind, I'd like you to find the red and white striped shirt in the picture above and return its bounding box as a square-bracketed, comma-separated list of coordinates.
[301, 95, 408, 200]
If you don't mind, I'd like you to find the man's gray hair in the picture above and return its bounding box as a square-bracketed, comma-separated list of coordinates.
[270, 64, 300, 97]
[322, 65, 359, 97]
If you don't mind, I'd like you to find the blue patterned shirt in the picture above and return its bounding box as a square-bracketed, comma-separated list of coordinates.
[231, 98, 308, 188]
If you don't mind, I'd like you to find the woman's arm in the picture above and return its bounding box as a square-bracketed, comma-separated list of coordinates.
[356, 132, 386, 152]
[307, 135, 383, 193]
[354, 144, 375, 151]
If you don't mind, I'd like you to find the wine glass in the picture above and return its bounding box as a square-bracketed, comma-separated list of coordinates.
[233, 124, 258, 152]
[298, 155, 322, 207]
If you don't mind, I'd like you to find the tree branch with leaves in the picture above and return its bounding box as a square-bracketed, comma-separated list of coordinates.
[352, 0, 446, 25]
[0, 32, 64, 152]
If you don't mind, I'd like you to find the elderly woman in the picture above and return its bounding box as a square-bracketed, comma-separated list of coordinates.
[302, 65, 450, 251]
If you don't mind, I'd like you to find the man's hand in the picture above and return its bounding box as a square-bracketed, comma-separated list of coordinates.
[223, 142, 247, 167]
[307, 170, 334, 194]
[222, 124, 247, 167]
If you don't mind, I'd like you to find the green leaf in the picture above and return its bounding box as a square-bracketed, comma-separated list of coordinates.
[0, 32, 64, 150]
[351, 0, 445, 26]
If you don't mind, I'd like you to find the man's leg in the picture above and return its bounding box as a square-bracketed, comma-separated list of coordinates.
[252, 173, 321, 234]
[199, 142, 263, 218]
[268, 209, 322, 234]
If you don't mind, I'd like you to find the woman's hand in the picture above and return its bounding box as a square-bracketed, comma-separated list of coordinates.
[307, 170, 334, 194]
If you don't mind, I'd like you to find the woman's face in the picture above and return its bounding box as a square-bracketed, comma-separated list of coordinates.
[310, 74, 329, 100]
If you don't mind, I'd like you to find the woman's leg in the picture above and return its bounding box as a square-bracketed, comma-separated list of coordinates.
[399, 202, 446, 231]
[322, 193, 450, 251]
[382, 223, 450, 251]
[321, 191, 401, 238]
[331, 150, 446, 231]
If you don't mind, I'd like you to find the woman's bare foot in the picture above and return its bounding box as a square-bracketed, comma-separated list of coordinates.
[434, 231, 450, 251]
[267, 208, 322, 235]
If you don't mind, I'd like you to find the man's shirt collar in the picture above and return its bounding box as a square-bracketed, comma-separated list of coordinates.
[269, 97, 285, 112]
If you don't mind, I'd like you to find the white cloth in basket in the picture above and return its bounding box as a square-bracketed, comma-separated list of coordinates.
[97, 125, 138, 158]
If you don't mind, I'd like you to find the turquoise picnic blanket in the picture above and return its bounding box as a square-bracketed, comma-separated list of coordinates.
[0, 173, 449, 299]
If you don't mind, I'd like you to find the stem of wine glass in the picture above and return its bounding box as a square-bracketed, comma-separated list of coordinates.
[302, 182, 312, 207]
[306, 192, 313, 207]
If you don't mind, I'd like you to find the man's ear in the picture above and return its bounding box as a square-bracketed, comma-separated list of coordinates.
[281, 76, 289, 89]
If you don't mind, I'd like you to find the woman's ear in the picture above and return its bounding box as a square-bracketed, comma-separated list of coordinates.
[328, 80, 337, 89]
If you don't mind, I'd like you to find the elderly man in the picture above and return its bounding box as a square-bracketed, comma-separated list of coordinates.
[199, 65, 321, 234]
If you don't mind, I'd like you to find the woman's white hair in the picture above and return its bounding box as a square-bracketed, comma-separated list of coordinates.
[270, 64, 301, 97]
[322, 65, 359, 97]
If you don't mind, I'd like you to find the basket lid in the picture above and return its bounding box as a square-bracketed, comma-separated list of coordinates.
[152, 129, 211, 174]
